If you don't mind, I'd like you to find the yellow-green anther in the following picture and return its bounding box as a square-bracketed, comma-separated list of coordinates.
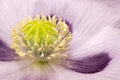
[22, 20, 58, 45]
[11, 14, 72, 62]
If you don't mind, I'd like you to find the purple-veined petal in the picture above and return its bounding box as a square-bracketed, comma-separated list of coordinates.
[65, 52, 111, 74]
[50, 57, 120, 80]
[0, 39, 16, 61]
[0, 0, 37, 45]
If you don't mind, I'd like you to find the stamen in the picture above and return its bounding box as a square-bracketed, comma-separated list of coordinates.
[11, 14, 72, 62]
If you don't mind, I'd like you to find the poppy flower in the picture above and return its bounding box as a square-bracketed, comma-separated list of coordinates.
[0, 0, 120, 80]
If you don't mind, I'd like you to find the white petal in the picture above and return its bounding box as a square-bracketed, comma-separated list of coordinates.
[50, 65, 91, 80]
[0, 0, 37, 45]
[96, 0, 120, 13]
[34, 0, 76, 19]
[69, 26, 120, 58]
[0, 59, 56, 80]
[69, 0, 120, 50]
[0, 60, 28, 80]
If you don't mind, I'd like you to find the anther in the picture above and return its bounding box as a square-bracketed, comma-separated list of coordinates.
[11, 14, 72, 62]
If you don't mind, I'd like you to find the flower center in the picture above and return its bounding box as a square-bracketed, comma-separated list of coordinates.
[11, 14, 72, 62]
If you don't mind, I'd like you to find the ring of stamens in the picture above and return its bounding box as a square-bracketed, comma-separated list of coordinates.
[11, 14, 72, 62]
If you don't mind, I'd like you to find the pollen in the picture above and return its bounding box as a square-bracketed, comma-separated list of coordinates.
[11, 14, 72, 62]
